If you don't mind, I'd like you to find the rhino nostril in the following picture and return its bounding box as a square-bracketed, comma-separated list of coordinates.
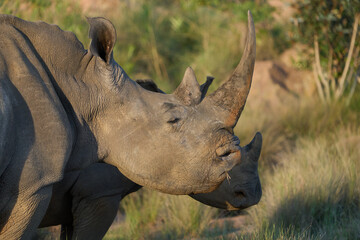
[234, 189, 246, 199]
[220, 151, 232, 158]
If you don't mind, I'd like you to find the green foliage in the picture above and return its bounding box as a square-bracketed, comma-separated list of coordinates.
[348, 87, 360, 112]
[292, 0, 360, 102]
[181, 0, 275, 22]
[230, 1, 275, 23]
[270, 24, 292, 55]
[293, 0, 360, 69]
[0, 0, 88, 44]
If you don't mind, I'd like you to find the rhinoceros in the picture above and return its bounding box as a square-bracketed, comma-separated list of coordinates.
[38, 79, 262, 240]
[0, 10, 259, 238]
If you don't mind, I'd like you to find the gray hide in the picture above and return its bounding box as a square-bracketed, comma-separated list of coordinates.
[37, 79, 262, 240]
[0, 11, 260, 238]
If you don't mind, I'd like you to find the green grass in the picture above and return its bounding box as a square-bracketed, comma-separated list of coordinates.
[248, 128, 360, 239]
[105, 191, 217, 239]
[2, 0, 360, 239]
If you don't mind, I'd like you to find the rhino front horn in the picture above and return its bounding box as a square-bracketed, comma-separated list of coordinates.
[204, 11, 256, 128]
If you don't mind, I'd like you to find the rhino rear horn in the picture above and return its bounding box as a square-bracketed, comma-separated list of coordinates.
[204, 11, 256, 128]
[173, 67, 202, 106]
[87, 17, 116, 63]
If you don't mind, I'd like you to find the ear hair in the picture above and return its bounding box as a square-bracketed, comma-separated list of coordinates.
[136, 79, 164, 93]
[136, 76, 214, 100]
[200, 76, 214, 100]
[87, 17, 116, 63]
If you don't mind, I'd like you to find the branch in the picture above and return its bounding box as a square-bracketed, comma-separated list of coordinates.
[314, 34, 330, 102]
[327, 47, 336, 92]
[336, 13, 360, 98]
[326, 39, 333, 73]
[313, 64, 326, 103]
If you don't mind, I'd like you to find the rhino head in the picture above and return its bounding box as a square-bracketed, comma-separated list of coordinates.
[135, 79, 262, 209]
[84, 11, 259, 195]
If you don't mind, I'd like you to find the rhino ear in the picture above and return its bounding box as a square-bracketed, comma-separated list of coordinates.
[173, 67, 202, 106]
[200, 76, 214, 100]
[87, 17, 116, 63]
[136, 79, 165, 93]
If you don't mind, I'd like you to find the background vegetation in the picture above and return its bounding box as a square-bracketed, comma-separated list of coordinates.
[292, 0, 360, 103]
[1, 0, 359, 239]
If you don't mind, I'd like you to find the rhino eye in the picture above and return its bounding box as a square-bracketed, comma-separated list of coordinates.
[167, 117, 180, 124]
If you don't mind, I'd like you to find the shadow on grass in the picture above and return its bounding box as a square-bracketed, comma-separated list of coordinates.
[264, 187, 360, 239]
[149, 217, 241, 240]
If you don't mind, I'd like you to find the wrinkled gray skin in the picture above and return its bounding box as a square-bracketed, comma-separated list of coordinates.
[38, 79, 262, 240]
[135, 79, 262, 210]
[0, 11, 259, 238]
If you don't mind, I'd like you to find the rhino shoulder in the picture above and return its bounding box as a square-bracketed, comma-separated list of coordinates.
[0, 73, 74, 191]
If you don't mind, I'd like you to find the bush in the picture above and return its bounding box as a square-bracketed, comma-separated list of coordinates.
[292, 0, 360, 103]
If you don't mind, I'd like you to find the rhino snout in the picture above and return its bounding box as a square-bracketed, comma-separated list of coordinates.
[230, 182, 262, 209]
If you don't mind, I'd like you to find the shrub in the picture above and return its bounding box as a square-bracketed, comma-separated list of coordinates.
[292, 0, 360, 103]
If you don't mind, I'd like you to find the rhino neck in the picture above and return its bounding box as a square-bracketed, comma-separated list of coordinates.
[10, 16, 133, 169]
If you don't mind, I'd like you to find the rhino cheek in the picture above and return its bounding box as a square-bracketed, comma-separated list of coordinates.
[95, 95, 244, 194]
[102, 126, 222, 194]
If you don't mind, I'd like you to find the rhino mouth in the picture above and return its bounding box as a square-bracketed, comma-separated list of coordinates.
[225, 133, 263, 210]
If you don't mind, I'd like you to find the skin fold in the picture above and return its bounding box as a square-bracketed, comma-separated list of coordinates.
[38, 81, 262, 240]
[0, 11, 260, 239]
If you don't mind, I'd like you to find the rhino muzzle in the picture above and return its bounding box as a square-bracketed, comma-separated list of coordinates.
[229, 132, 262, 209]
